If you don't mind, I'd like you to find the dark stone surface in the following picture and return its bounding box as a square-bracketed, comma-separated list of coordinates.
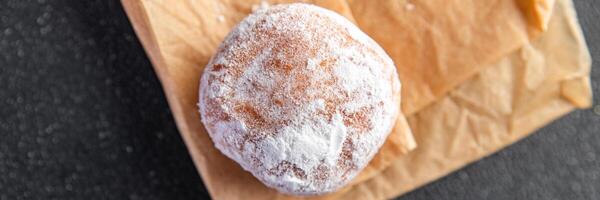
[0, 0, 208, 199]
[0, 0, 597, 199]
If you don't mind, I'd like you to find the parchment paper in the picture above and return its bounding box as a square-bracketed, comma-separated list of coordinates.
[346, 0, 547, 115]
[121, 0, 591, 199]
[329, 0, 591, 198]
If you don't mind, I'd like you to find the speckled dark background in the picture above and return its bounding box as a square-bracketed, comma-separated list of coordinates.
[0, 0, 598, 199]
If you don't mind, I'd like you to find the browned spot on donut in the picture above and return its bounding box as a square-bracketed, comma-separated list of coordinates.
[313, 162, 330, 181]
[267, 59, 294, 74]
[313, 89, 347, 122]
[212, 64, 225, 72]
[319, 57, 337, 69]
[337, 138, 356, 179]
[343, 106, 374, 133]
[268, 161, 307, 179]
[342, 32, 356, 45]
[292, 73, 309, 91]
[273, 99, 284, 106]
[322, 99, 338, 121]
[203, 97, 231, 122]
[234, 103, 266, 127]
[268, 83, 286, 108]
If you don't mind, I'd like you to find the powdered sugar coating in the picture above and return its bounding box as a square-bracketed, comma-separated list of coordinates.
[199, 3, 401, 195]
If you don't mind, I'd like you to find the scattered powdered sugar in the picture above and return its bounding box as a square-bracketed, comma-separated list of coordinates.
[216, 15, 225, 22]
[251, 0, 270, 12]
[405, 3, 415, 11]
[199, 3, 401, 195]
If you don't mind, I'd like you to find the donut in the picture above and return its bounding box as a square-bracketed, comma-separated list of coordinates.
[198, 3, 401, 195]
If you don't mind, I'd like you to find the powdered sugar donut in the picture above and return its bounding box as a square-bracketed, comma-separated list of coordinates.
[199, 3, 401, 195]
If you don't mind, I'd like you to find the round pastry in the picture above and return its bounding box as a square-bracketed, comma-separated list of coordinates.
[199, 3, 401, 195]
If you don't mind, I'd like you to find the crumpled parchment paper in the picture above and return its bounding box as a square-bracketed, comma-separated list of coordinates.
[121, 0, 591, 199]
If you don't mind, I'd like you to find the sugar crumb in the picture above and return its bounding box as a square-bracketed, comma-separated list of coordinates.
[252, 0, 270, 12]
[405, 3, 415, 11]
